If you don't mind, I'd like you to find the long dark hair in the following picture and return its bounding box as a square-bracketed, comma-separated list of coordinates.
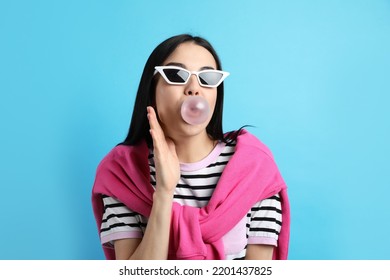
[120, 34, 240, 147]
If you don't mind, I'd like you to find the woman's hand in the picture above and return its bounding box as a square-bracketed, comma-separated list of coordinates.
[115, 106, 179, 259]
[147, 106, 180, 195]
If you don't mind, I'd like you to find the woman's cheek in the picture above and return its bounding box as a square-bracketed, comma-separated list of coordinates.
[156, 95, 181, 124]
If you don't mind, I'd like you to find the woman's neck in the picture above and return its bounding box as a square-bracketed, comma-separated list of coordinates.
[172, 132, 217, 164]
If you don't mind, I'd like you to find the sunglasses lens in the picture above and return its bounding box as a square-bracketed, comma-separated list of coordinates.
[198, 72, 224, 86]
[163, 68, 189, 83]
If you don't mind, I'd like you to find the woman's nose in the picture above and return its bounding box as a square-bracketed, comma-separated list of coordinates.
[185, 74, 200, 95]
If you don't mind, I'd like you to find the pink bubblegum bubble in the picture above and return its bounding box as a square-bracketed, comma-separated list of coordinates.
[180, 96, 210, 125]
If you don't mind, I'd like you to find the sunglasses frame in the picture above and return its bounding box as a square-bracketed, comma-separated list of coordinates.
[154, 66, 230, 88]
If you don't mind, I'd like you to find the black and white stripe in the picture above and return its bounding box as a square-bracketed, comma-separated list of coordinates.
[100, 196, 147, 239]
[148, 144, 236, 207]
[249, 195, 282, 237]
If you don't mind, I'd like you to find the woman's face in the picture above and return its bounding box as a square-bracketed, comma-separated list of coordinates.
[155, 42, 218, 139]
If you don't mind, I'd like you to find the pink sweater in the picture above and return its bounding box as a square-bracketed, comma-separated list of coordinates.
[92, 130, 290, 260]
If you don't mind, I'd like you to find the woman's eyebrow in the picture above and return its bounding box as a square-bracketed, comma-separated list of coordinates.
[200, 66, 215, 70]
[165, 62, 186, 68]
[165, 62, 216, 71]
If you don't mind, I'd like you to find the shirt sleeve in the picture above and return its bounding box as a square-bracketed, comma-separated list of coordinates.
[247, 193, 282, 246]
[100, 195, 147, 247]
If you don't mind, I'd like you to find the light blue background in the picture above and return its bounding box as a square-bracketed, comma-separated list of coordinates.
[1, 0, 389, 259]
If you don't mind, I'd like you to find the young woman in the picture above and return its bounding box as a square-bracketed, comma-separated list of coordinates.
[92, 34, 290, 260]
